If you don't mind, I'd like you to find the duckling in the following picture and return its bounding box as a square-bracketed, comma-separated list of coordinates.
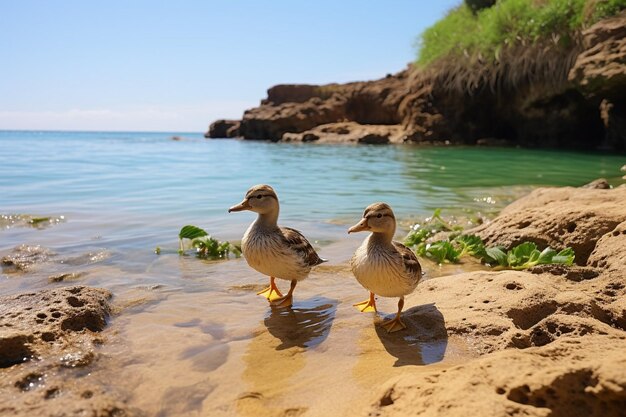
[229, 184, 325, 308]
[348, 203, 422, 332]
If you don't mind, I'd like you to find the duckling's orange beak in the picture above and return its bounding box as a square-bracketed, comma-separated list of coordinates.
[348, 218, 370, 234]
[228, 199, 251, 213]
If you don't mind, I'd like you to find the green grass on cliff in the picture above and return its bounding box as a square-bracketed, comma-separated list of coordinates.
[417, 0, 626, 67]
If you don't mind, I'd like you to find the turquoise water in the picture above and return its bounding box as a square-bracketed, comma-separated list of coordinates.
[1, 130, 624, 250]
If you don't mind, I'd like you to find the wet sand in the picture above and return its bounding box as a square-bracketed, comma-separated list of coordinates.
[89, 239, 485, 416]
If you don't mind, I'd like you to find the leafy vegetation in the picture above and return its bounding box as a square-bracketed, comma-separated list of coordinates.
[417, 0, 626, 67]
[178, 225, 208, 241]
[404, 209, 469, 263]
[404, 209, 576, 268]
[177, 225, 241, 259]
[416, 240, 461, 263]
[481, 241, 575, 269]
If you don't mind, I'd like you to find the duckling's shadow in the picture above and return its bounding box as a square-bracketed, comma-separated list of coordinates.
[263, 297, 337, 351]
[375, 303, 447, 367]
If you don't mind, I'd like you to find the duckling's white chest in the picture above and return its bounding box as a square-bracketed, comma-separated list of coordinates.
[350, 238, 417, 298]
[241, 223, 309, 281]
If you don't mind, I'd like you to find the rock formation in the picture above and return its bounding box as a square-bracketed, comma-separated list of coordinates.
[0, 286, 137, 416]
[362, 184, 626, 416]
[206, 12, 626, 151]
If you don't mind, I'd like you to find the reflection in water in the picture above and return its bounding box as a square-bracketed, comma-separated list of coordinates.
[239, 298, 337, 416]
[173, 319, 231, 372]
[375, 303, 447, 367]
[264, 297, 337, 350]
[157, 379, 216, 417]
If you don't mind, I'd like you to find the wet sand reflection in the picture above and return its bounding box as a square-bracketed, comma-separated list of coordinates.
[264, 297, 337, 350]
[239, 297, 337, 416]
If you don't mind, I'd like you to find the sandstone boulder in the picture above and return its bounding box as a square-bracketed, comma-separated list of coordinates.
[365, 336, 626, 417]
[569, 11, 626, 100]
[0, 286, 136, 416]
[205, 119, 240, 138]
[235, 69, 412, 141]
[281, 122, 405, 144]
[0, 286, 111, 367]
[470, 185, 626, 264]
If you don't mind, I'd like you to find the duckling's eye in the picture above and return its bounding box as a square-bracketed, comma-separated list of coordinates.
[257, 195, 263, 199]
[377, 213, 382, 218]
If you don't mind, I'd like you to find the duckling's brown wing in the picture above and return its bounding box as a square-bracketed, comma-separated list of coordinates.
[281, 227, 326, 266]
[392, 241, 422, 278]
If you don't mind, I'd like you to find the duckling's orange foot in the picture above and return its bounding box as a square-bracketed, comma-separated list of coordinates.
[257, 285, 283, 301]
[270, 294, 293, 309]
[353, 298, 377, 313]
[380, 316, 406, 333]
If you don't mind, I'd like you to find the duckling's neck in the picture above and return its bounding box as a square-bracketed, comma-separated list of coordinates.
[254, 209, 279, 230]
[368, 230, 395, 247]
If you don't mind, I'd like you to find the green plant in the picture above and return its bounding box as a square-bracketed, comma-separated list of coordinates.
[417, 0, 626, 67]
[454, 234, 487, 257]
[404, 209, 576, 269]
[177, 225, 241, 259]
[192, 235, 241, 259]
[482, 243, 575, 269]
[405, 209, 468, 263]
[421, 241, 461, 263]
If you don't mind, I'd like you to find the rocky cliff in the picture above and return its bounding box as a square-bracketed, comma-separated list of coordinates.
[207, 11, 626, 151]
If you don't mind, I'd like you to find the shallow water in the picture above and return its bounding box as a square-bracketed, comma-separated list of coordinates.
[1, 130, 624, 415]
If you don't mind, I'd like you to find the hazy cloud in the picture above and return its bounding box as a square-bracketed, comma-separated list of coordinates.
[0, 101, 255, 132]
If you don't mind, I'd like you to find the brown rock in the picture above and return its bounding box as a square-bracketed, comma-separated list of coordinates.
[404, 269, 624, 355]
[231, 69, 412, 141]
[0, 286, 111, 367]
[264, 84, 339, 105]
[587, 220, 626, 273]
[365, 336, 626, 417]
[582, 178, 611, 189]
[280, 121, 404, 144]
[0, 332, 34, 368]
[568, 11, 626, 150]
[239, 95, 348, 140]
[205, 119, 240, 138]
[569, 11, 626, 101]
[470, 186, 626, 264]
[599, 99, 626, 151]
[0, 287, 138, 416]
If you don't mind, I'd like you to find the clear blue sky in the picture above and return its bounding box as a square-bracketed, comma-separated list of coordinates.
[0, 1, 460, 132]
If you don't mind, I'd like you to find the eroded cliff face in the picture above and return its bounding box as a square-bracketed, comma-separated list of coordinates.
[207, 12, 626, 151]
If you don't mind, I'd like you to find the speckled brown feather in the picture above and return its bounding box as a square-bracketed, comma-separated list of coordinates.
[281, 227, 326, 266]
[392, 241, 422, 277]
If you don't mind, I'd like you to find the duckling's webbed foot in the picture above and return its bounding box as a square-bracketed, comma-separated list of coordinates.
[353, 291, 377, 312]
[269, 279, 296, 309]
[380, 297, 406, 332]
[257, 276, 283, 301]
